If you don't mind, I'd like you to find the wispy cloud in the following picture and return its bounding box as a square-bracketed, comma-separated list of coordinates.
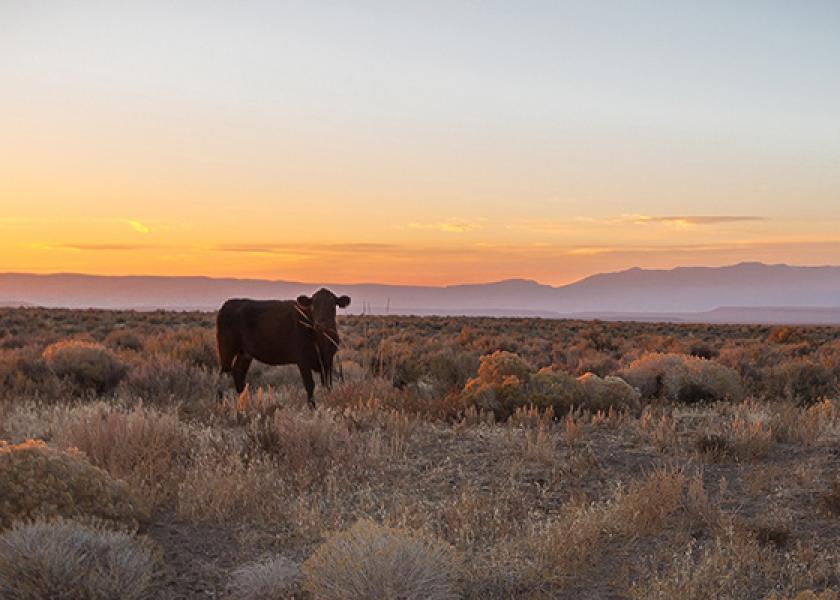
[213, 243, 398, 257]
[567, 247, 616, 256]
[120, 219, 152, 234]
[212, 242, 480, 259]
[407, 220, 481, 233]
[633, 215, 767, 226]
[35, 243, 155, 251]
[520, 214, 767, 233]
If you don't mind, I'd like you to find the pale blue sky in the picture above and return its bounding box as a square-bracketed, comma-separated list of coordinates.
[2, 1, 839, 283]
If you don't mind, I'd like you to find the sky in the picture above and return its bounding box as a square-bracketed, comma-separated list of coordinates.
[1, 1, 839, 285]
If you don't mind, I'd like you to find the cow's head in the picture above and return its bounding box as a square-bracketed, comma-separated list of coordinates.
[297, 288, 350, 332]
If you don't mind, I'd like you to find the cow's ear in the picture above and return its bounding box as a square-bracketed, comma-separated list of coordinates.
[336, 295, 351, 308]
[297, 295, 313, 307]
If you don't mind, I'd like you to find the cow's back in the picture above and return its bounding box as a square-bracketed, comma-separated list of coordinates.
[216, 298, 301, 366]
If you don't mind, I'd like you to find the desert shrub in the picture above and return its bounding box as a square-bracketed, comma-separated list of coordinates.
[42, 340, 127, 395]
[688, 342, 717, 360]
[574, 351, 620, 377]
[767, 359, 837, 404]
[472, 350, 533, 385]
[144, 328, 217, 369]
[463, 353, 642, 419]
[768, 326, 802, 344]
[104, 328, 144, 351]
[0, 440, 149, 532]
[302, 519, 459, 600]
[227, 555, 301, 600]
[0, 348, 66, 399]
[52, 404, 190, 506]
[0, 519, 162, 600]
[122, 354, 219, 402]
[619, 353, 743, 403]
[461, 351, 534, 419]
[577, 372, 641, 412]
[426, 350, 480, 390]
[527, 368, 585, 415]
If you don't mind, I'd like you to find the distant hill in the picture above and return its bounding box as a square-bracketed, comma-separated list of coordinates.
[1, 263, 839, 324]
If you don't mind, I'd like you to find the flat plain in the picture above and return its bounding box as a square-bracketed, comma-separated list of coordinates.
[1, 307, 840, 599]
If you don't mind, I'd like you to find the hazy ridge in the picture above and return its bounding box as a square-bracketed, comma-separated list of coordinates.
[2, 262, 839, 324]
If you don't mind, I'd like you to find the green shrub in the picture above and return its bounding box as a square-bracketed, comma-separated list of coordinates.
[302, 519, 459, 600]
[42, 340, 127, 395]
[0, 440, 149, 532]
[0, 519, 162, 600]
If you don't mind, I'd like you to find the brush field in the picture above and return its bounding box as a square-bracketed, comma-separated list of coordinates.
[1, 307, 840, 599]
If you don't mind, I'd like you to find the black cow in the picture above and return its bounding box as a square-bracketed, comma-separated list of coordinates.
[216, 288, 351, 407]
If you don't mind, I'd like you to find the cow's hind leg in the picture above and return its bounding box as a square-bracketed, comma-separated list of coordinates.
[231, 354, 253, 394]
[298, 364, 316, 409]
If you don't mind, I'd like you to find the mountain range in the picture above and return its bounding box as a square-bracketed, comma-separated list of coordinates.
[1, 262, 839, 324]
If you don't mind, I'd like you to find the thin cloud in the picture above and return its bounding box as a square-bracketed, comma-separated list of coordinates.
[407, 220, 481, 233]
[122, 219, 151, 234]
[56, 243, 153, 251]
[634, 216, 767, 225]
[214, 242, 479, 258]
[213, 243, 399, 256]
[520, 214, 767, 233]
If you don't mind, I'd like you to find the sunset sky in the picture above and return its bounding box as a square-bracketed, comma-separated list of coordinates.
[2, 2, 839, 285]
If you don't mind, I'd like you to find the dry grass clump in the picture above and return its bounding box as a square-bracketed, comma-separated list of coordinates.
[52, 404, 190, 506]
[769, 399, 839, 446]
[42, 339, 127, 395]
[177, 453, 284, 524]
[619, 352, 744, 403]
[226, 555, 301, 600]
[628, 530, 839, 600]
[0, 519, 163, 600]
[768, 591, 839, 600]
[0, 439, 149, 532]
[533, 468, 724, 585]
[302, 519, 459, 600]
[143, 328, 218, 369]
[122, 353, 219, 402]
[243, 407, 378, 483]
[638, 408, 679, 452]
[696, 417, 773, 462]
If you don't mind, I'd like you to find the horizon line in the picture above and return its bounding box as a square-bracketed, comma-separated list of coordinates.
[2, 260, 839, 289]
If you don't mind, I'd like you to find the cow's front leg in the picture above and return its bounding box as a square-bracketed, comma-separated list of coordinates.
[232, 354, 252, 395]
[298, 364, 316, 408]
